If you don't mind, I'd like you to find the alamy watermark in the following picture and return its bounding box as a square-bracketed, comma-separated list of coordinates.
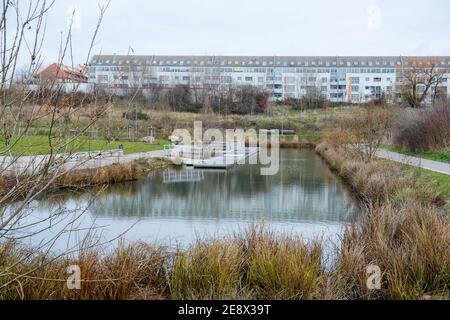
[366, 4, 381, 31]
[366, 265, 382, 290]
[169, 122, 280, 176]
[67, 265, 81, 290]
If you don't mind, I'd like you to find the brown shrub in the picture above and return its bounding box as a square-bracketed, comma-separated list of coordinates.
[393, 105, 450, 152]
[316, 143, 400, 204]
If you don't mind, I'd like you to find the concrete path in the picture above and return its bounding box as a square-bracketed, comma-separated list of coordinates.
[376, 149, 450, 176]
[0, 149, 169, 175]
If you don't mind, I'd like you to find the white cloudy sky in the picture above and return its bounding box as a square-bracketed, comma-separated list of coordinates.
[36, 0, 450, 64]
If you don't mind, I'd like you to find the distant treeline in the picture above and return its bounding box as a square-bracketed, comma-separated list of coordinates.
[95, 84, 272, 115]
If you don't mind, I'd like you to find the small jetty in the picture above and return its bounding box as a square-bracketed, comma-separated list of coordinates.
[163, 140, 259, 170]
[163, 169, 205, 183]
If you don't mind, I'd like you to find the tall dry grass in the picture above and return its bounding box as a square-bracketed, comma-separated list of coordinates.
[0, 159, 169, 198]
[1, 217, 448, 300]
[0, 241, 169, 300]
[316, 142, 449, 299]
[316, 143, 400, 204]
[0, 227, 324, 300]
[170, 228, 323, 300]
[332, 203, 450, 300]
[315, 143, 444, 206]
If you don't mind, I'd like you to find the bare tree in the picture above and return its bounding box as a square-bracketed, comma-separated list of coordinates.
[0, 0, 113, 290]
[399, 58, 446, 108]
[338, 105, 394, 163]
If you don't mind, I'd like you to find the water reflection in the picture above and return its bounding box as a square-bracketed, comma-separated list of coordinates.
[23, 149, 360, 248]
[88, 150, 359, 225]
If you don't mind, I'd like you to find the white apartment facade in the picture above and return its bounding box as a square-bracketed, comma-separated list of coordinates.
[89, 55, 450, 103]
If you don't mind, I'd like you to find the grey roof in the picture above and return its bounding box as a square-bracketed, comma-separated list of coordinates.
[91, 55, 450, 68]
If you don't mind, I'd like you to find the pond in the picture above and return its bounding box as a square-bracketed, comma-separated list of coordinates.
[12, 149, 361, 250]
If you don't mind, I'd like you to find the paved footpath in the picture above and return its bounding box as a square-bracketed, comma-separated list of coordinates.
[376, 149, 450, 176]
[0, 150, 169, 175]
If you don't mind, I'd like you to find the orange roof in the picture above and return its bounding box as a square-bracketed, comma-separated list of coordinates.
[38, 63, 88, 82]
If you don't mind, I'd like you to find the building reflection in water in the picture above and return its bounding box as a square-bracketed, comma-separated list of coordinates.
[88, 150, 360, 224]
[16, 149, 362, 249]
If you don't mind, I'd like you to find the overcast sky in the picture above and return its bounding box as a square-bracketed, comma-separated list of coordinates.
[39, 0, 450, 64]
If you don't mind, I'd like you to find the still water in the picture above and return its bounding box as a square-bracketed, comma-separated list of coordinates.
[15, 149, 361, 250]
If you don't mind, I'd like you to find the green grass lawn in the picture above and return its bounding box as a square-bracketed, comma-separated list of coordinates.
[384, 145, 450, 164]
[416, 169, 450, 201]
[0, 136, 169, 156]
[377, 158, 450, 203]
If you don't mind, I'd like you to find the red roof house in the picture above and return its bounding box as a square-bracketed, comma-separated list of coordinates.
[38, 63, 89, 83]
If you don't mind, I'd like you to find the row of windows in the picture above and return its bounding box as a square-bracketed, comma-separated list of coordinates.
[97, 74, 396, 92]
[92, 66, 398, 74]
[94, 59, 404, 68]
[280, 76, 392, 84]
[95, 73, 396, 85]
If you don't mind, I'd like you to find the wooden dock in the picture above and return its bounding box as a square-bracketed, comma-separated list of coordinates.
[164, 144, 259, 170]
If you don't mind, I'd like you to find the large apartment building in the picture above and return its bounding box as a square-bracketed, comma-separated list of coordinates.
[89, 55, 450, 103]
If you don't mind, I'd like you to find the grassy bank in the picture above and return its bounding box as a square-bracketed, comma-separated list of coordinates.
[247, 135, 315, 149]
[1, 213, 448, 300]
[0, 228, 323, 300]
[383, 146, 450, 164]
[0, 158, 170, 199]
[414, 169, 450, 201]
[316, 143, 447, 206]
[315, 143, 450, 299]
[0, 136, 169, 156]
[16, 104, 353, 145]
[53, 158, 169, 191]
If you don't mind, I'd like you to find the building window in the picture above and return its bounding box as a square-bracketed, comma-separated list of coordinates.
[286, 77, 295, 84]
[245, 77, 253, 81]
[374, 77, 382, 82]
[98, 75, 108, 82]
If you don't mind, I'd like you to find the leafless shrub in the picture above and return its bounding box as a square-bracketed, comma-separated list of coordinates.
[393, 105, 450, 152]
[322, 105, 395, 163]
[0, 0, 115, 293]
